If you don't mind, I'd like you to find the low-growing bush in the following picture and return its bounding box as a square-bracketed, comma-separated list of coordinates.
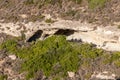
[0, 39, 17, 53]
[0, 35, 120, 79]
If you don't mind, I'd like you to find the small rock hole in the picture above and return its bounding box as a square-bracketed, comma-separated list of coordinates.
[27, 30, 43, 42]
[116, 78, 120, 80]
[54, 29, 75, 36]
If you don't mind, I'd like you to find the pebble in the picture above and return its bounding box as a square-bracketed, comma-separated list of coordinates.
[8, 55, 16, 60]
[68, 71, 75, 78]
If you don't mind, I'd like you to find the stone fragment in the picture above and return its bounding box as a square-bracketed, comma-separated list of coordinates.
[8, 55, 16, 60]
[68, 71, 75, 78]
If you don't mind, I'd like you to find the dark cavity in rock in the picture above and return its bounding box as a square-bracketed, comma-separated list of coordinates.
[27, 30, 43, 42]
[116, 78, 120, 80]
[54, 29, 75, 36]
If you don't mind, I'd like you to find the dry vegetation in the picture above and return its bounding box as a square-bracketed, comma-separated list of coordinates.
[0, 0, 117, 25]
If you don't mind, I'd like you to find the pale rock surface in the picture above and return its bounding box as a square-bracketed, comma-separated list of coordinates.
[0, 20, 120, 51]
[18, 14, 28, 19]
[8, 55, 17, 60]
[68, 71, 75, 78]
[91, 71, 116, 80]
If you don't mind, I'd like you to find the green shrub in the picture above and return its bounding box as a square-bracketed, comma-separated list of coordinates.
[111, 52, 120, 67]
[77, 43, 103, 59]
[0, 36, 79, 79]
[103, 52, 120, 66]
[0, 39, 17, 53]
[1, 35, 119, 80]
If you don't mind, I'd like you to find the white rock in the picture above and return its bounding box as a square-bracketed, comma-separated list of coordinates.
[103, 71, 108, 74]
[91, 71, 116, 80]
[102, 42, 120, 51]
[18, 14, 28, 19]
[104, 30, 113, 35]
[68, 71, 75, 78]
[8, 55, 17, 60]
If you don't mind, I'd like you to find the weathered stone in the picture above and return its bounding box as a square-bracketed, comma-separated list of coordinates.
[68, 71, 75, 78]
[8, 55, 16, 60]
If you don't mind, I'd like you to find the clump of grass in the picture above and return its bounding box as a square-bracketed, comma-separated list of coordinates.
[118, 25, 120, 29]
[111, 52, 120, 67]
[88, 0, 107, 9]
[29, 15, 45, 22]
[0, 75, 7, 80]
[66, 10, 77, 16]
[72, 0, 82, 4]
[24, 0, 34, 5]
[0, 39, 17, 53]
[103, 52, 120, 67]
[45, 18, 55, 23]
[24, 0, 62, 7]
[61, 10, 77, 18]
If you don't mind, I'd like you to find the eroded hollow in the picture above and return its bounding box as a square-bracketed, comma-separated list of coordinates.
[27, 30, 43, 42]
[54, 29, 75, 36]
[116, 78, 120, 80]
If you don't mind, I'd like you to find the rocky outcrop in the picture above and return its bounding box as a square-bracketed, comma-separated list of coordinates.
[0, 20, 120, 51]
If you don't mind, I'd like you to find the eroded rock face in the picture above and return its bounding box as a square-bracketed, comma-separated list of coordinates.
[0, 20, 120, 51]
